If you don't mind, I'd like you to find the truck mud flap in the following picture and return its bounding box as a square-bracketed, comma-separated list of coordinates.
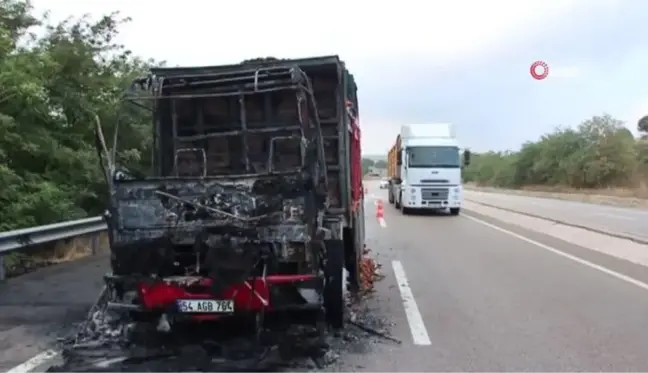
[323, 239, 345, 329]
[343, 226, 360, 293]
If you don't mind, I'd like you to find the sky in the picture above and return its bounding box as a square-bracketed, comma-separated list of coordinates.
[31, 0, 648, 155]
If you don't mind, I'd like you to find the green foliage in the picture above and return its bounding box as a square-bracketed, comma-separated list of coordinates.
[362, 158, 375, 175]
[638, 115, 648, 137]
[0, 0, 157, 231]
[464, 114, 645, 189]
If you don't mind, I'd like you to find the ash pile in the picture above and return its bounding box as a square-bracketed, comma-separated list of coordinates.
[48, 251, 394, 372]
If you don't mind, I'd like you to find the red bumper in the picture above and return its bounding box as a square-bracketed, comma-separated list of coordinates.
[137, 274, 317, 319]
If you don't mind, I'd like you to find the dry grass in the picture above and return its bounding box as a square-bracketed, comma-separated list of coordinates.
[465, 183, 648, 209]
[3, 231, 109, 278]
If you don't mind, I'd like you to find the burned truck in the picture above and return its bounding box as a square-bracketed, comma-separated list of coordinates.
[101, 56, 365, 330]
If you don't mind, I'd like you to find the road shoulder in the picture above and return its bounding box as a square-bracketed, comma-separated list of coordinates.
[0, 254, 108, 372]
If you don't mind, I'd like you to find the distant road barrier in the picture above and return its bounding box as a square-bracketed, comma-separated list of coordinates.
[0, 216, 107, 280]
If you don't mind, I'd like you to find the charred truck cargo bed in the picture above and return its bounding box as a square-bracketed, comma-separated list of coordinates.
[102, 56, 365, 330]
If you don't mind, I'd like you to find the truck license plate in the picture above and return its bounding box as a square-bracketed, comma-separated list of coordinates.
[177, 299, 234, 313]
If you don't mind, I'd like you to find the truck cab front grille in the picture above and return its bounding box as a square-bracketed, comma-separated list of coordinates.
[421, 188, 449, 201]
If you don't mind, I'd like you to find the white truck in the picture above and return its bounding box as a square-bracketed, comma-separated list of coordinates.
[386, 123, 471, 215]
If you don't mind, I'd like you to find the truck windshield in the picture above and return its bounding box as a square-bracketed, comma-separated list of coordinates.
[407, 146, 460, 168]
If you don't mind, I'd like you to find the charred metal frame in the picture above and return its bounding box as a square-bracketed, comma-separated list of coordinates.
[126, 64, 328, 181]
[105, 62, 335, 296]
[99, 57, 367, 332]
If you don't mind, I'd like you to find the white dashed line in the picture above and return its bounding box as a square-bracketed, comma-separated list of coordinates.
[392, 260, 431, 345]
[7, 349, 58, 373]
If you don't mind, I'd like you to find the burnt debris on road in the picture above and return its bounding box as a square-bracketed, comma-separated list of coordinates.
[47, 252, 393, 372]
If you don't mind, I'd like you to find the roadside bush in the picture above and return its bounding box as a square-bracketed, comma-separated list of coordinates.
[464, 114, 648, 191]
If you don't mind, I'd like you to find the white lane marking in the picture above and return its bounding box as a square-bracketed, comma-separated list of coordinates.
[94, 357, 128, 368]
[379, 217, 387, 228]
[462, 214, 648, 292]
[391, 260, 431, 345]
[7, 349, 59, 373]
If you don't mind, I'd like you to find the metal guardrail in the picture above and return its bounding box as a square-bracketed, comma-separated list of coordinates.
[0, 216, 107, 281]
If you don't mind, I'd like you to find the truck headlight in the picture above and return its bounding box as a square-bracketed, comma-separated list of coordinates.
[453, 187, 460, 193]
[410, 188, 416, 194]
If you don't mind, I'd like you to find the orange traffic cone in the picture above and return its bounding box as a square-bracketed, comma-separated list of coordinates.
[376, 200, 384, 219]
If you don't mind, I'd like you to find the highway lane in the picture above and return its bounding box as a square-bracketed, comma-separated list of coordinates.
[361, 183, 648, 371]
[465, 189, 648, 241]
[7, 182, 648, 371]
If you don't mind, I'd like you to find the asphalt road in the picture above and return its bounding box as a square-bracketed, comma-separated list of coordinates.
[5, 182, 648, 371]
[465, 189, 648, 241]
[0, 254, 108, 372]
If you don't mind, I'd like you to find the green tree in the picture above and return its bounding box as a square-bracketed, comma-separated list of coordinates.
[464, 114, 641, 190]
[362, 158, 375, 175]
[0, 0, 157, 231]
[374, 159, 387, 169]
[638, 115, 648, 138]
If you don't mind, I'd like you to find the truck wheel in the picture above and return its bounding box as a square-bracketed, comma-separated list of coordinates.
[324, 240, 345, 329]
[450, 208, 460, 216]
[401, 204, 410, 215]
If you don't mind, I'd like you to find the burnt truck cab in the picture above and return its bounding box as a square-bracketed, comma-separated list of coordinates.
[103, 56, 364, 329]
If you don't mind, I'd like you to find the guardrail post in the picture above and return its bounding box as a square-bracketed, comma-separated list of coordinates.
[91, 235, 99, 255]
[0, 256, 5, 281]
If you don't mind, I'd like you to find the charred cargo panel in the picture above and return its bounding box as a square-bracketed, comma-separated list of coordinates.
[110, 62, 330, 279]
[112, 177, 312, 238]
[150, 56, 356, 211]
[108, 177, 337, 280]
[159, 91, 311, 177]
